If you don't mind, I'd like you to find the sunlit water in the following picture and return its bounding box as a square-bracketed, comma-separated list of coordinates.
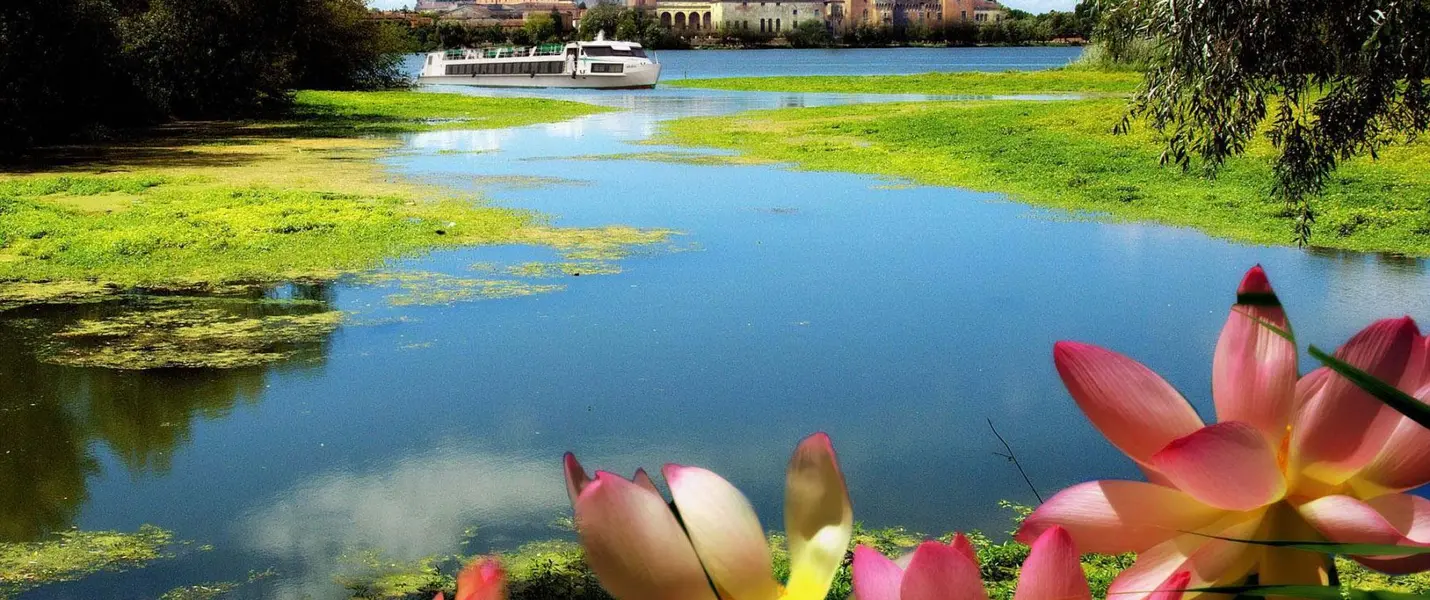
[6, 48, 1429, 599]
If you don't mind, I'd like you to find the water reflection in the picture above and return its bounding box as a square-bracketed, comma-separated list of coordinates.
[0, 289, 337, 541]
[241, 446, 569, 599]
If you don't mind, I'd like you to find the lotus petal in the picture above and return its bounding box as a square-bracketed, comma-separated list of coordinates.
[564, 453, 591, 506]
[1297, 493, 1430, 574]
[1054, 341, 1204, 466]
[455, 558, 506, 600]
[1017, 480, 1224, 554]
[665, 465, 779, 600]
[900, 540, 987, 600]
[1147, 572, 1191, 600]
[1105, 514, 1261, 600]
[1291, 317, 1418, 485]
[783, 433, 854, 600]
[851, 545, 904, 600]
[1150, 422, 1286, 511]
[574, 472, 718, 600]
[1212, 266, 1298, 442]
[1013, 527, 1091, 600]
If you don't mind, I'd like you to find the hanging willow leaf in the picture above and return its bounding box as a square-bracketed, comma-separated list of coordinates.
[1186, 530, 1430, 557]
[1308, 345, 1430, 431]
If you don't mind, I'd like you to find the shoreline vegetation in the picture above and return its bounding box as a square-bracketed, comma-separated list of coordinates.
[666, 69, 1141, 96]
[659, 71, 1430, 255]
[0, 91, 641, 309]
[11, 510, 1428, 600]
[0, 90, 682, 370]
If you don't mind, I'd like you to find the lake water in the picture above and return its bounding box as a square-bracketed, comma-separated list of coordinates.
[6, 47, 1430, 599]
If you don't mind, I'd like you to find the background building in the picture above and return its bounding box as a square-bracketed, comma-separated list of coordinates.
[648, 0, 999, 34]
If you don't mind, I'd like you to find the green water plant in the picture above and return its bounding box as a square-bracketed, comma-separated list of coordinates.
[0, 525, 173, 599]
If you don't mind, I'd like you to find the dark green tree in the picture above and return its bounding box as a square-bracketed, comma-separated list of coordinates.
[1099, 0, 1430, 243]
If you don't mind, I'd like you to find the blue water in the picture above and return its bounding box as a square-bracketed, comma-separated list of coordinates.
[6, 47, 1429, 599]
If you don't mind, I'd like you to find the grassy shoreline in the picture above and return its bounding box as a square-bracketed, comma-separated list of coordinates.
[0, 91, 633, 308]
[658, 75, 1430, 255]
[341, 520, 1430, 600]
[666, 69, 1141, 96]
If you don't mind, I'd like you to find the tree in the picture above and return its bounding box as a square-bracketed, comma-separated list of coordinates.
[579, 1, 624, 39]
[522, 13, 559, 43]
[785, 20, 833, 48]
[1099, 0, 1430, 243]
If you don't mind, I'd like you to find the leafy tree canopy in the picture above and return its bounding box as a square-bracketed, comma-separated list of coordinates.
[1097, 0, 1430, 243]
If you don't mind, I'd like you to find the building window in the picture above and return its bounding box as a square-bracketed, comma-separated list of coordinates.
[759, 18, 765, 31]
[793, 9, 797, 15]
[775, 17, 781, 30]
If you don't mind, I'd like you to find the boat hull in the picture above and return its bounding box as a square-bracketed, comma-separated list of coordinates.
[416, 63, 661, 89]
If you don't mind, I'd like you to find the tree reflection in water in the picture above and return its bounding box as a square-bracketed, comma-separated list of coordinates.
[0, 284, 337, 542]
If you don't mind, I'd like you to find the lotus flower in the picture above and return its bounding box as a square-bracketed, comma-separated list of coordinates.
[1017, 265, 1430, 598]
[434, 557, 505, 600]
[853, 526, 1188, 600]
[563, 432, 853, 600]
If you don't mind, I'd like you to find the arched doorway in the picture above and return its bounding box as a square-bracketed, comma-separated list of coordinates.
[688, 11, 701, 29]
[703, 12, 712, 28]
[674, 12, 686, 28]
[660, 11, 672, 27]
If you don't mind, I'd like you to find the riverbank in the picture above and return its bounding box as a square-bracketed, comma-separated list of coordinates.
[0, 91, 643, 309]
[658, 77, 1430, 255]
[339, 519, 1430, 600]
[666, 69, 1139, 95]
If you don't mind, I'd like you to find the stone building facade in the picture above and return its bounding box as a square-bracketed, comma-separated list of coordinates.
[649, 0, 998, 34]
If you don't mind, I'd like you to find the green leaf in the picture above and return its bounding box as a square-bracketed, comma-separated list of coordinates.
[1187, 531, 1430, 557]
[1309, 345, 1430, 431]
[1188, 584, 1430, 599]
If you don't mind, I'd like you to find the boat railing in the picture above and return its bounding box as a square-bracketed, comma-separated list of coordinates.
[444, 44, 569, 61]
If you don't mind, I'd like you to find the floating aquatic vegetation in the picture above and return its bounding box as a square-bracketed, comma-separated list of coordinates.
[503, 261, 621, 278]
[157, 582, 240, 600]
[0, 281, 119, 313]
[469, 175, 591, 190]
[37, 298, 341, 370]
[509, 226, 678, 261]
[555, 151, 773, 166]
[157, 568, 275, 600]
[358, 271, 564, 307]
[335, 549, 447, 600]
[0, 525, 173, 599]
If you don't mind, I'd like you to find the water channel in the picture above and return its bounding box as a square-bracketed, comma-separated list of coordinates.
[6, 47, 1428, 599]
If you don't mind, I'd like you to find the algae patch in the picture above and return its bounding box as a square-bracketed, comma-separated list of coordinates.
[0, 525, 173, 598]
[556, 151, 774, 167]
[36, 298, 341, 370]
[0, 281, 119, 312]
[335, 550, 447, 600]
[504, 261, 621, 278]
[359, 272, 564, 307]
[509, 226, 678, 261]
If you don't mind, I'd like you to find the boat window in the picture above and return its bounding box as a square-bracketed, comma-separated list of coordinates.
[590, 63, 624, 74]
[582, 46, 614, 57]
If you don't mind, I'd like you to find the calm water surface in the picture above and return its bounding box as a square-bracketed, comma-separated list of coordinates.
[6, 48, 1429, 598]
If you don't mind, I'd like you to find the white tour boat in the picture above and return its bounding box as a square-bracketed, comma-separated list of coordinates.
[416, 33, 661, 89]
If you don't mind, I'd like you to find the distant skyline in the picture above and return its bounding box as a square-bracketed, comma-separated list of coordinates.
[364, 0, 1077, 11]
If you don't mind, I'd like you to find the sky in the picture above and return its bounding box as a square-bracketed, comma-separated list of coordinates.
[365, 0, 1077, 12]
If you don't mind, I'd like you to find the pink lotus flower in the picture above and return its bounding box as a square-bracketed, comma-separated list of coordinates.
[1017, 265, 1430, 598]
[563, 433, 853, 600]
[853, 526, 1188, 600]
[434, 557, 505, 600]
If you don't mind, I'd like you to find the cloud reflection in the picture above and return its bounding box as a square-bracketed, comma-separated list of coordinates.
[242, 445, 566, 599]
